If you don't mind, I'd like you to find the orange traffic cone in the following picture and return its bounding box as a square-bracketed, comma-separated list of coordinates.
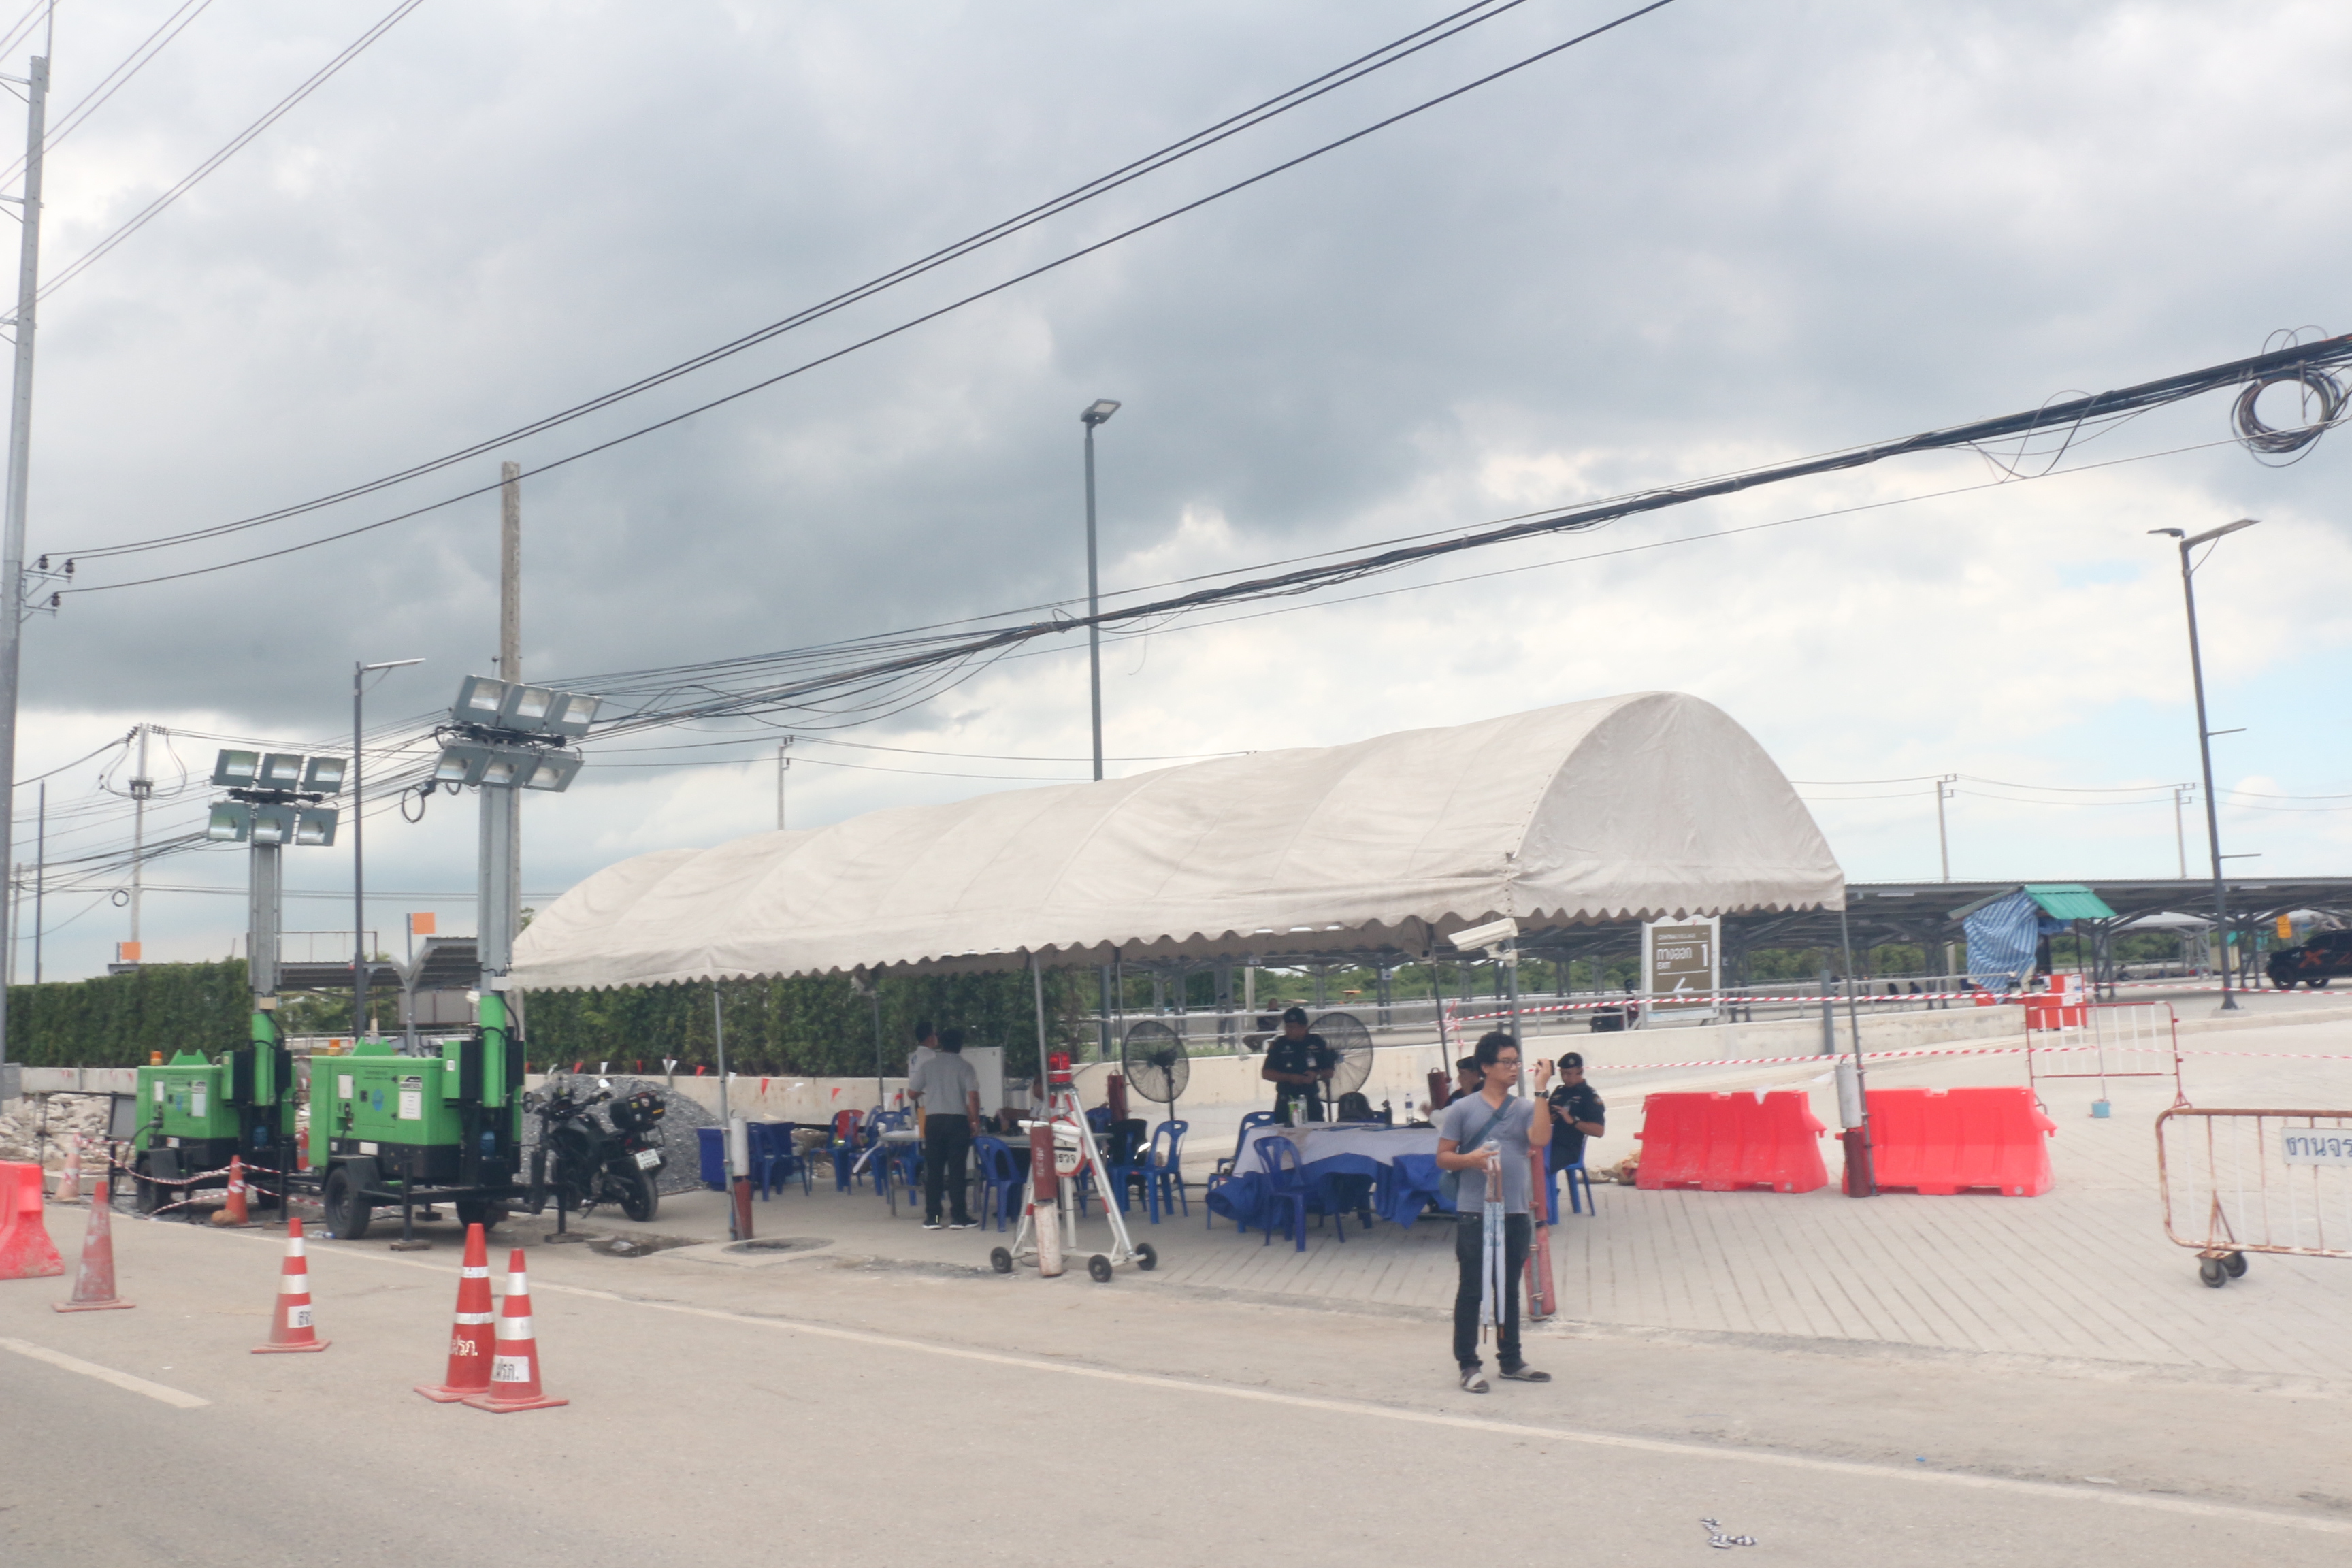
[54, 1179, 133, 1311]
[211, 1156, 255, 1228]
[461, 1249, 567, 1413]
[416, 1223, 497, 1402]
[252, 1218, 330, 1353]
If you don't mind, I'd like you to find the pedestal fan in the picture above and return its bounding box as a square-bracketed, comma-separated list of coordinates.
[1309, 1011, 1375, 1120]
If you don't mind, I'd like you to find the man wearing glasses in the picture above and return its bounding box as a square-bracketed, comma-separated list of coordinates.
[1435, 1031, 1554, 1392]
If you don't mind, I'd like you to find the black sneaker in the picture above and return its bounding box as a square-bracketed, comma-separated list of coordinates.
[949, 1220, 978, 1230]
[1459, 1367, 1490, 1394]
[921, 1220, 944, 1231]
[1498, 1364, 1551, 1383]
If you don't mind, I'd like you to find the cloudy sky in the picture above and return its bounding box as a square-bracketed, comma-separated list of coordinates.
[7, 0, 2350, 980]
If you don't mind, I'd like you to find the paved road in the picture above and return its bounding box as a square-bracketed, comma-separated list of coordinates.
[3, 1207, 2347, 1567]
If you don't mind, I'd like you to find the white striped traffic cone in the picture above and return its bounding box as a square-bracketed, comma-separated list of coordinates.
[416, 1223, 496, 1401]
[252, 1218, 330, 1354]
[461, 1249, 567, 1413]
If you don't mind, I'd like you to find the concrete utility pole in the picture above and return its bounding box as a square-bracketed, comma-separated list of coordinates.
[2172, 783, 2192, 881]
[1934, 775, 1957, 882]
[0, 52, 48, 1081]
[129, 724, 152, 951]
[775, 736, 792, 830]
[479, 463, 524, 982]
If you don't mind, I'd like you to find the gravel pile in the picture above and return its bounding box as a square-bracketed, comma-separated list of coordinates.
[524, 1074, 713, 1195]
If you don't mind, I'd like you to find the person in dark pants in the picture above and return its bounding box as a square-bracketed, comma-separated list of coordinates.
[911, 1028, 981, 1230]
[1435, 1031, 1554, 1392]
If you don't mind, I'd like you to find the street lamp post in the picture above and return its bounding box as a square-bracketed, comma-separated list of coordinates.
[355, 659, 424, 1045]
[1080, 399, 1120, 1060]
[2151, 519, 2257, 1011]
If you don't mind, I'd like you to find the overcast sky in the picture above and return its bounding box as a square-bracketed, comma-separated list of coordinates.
[7, 0, 2350, 980]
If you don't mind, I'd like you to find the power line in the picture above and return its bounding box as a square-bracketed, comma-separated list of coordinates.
[53, 0, 1682, 589]
[1, 0, 217, 184]
[35, 0, 423, 300]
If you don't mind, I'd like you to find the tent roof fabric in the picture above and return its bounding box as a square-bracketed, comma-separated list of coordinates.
[509, 691, 1845, 992]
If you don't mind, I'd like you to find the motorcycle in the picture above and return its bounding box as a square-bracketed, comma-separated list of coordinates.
[522, 1079, 663, 1223]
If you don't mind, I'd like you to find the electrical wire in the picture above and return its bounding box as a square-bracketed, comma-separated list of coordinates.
[52, 0, 1682, 586]
[35, 0, 424, 300]
[0, 0, 216, 186]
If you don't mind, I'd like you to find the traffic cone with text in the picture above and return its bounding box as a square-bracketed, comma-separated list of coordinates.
[252, 1218, 330, 1353]
[461, 1249, 567, 1412]
[416, 1223, 496, 1401]
[54, 1178, 133, 1311]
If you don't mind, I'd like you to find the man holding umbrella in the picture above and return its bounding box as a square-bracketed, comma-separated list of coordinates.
[1436, 1031, 1553, 1392]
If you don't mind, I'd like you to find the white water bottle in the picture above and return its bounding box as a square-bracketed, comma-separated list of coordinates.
[1403, 1094, 1416, 1125]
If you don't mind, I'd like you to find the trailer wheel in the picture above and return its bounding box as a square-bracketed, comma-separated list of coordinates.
[1087, 1254, 1113, 1284]
[1135, 1243, 1158, 1272]
[323, 1166, 372, 1240]
[133, 1153, 167, 1215]
[455, 1197, 508, 1231]
[2198, 1257, 2227, 1288]
[990, 1247, 1013, 1275]
[2223, 1251, 2248, 1278]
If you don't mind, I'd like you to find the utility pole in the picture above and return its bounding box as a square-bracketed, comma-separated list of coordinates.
[129, 723, 152, 951]
[1934, 774, 1957, 881]
[1079, 399, 1120, 1061]
[2172, 783, 2192, 880]
[479, 463, 523, 985]
[0, 51, 48, 1080]
[31, 777, 42, 981]
[775, 736, 793, 830]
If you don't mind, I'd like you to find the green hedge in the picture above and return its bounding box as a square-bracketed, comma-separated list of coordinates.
[518, 969, 1092, 1078]
[5, 961, 252, 1067]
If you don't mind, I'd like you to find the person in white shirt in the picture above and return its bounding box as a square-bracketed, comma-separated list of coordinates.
[909, 1029, 982, 1230]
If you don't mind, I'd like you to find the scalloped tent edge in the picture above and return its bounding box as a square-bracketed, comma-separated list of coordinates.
[508, 691, 1845, 993]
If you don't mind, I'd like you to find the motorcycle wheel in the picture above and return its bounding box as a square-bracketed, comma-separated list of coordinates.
[617, 1165, 658, 1223]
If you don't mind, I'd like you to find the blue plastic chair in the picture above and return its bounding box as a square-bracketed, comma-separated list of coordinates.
[970, 1136, 1025, 1232]
[1257, 1137, 1325, 1252]
[1205, 1111, 1280, 1228]
[1128, 1120, 1189, 1224]
[749, 1122, 811, 1198]
[1546, 1150, 1595, 1222]
[825, 1110, 866, 1192]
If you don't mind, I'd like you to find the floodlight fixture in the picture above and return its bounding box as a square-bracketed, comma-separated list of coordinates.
[293, 806, 339, 847]
[433, 742, 495, 787]
[453, 674, 509, 721]
[480, 751, 532, 788]
[497, 684, 556, 729]
[210, 749, 261, 788]
[549, 691, 601, 737]
[248, 804, 297, 845]
[1081, 399, 1121, 426]
[301, 755, 348, 793]
[206, 802, 252, 842]
[260, 753, 306, 789]
[519, 751, 583, 792]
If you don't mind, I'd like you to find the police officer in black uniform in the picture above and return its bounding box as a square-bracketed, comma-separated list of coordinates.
[1544, 1051, 1607, 1204]
[1260, 1006, 1335, 1126]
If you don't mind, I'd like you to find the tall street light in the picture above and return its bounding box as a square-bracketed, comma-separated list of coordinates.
[355, 658, 424, 1043]
[2150, 518, 2257, 1011]
[1080, 397, 1120, 1061]
[1080, 399, 1120, 781]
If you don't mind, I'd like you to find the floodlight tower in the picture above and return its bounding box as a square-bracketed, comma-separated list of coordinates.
[206, 749, 345, 1043]
[430, 676, 596, 1051]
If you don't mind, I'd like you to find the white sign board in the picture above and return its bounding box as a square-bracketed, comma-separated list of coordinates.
[2282, 1129, 2352, 1166]
[1643, 916, 1721, 1016]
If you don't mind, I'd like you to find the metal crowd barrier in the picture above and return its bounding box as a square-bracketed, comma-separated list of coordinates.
[2025, 1001, 2185, 1109]
[2155, 1107, 2352, 1286]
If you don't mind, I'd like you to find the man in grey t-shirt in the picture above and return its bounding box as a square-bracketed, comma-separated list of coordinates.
[1436, 1032, 1554, 1392]
[910, 1029, 982, 1230]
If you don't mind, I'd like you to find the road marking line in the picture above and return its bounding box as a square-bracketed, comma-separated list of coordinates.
[0, 1337, 210, 1408]
[256, 1232, 2352, 1536]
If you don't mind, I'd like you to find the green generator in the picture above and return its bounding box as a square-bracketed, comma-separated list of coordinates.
[309, 994, 525, 1237]
[128, 1030, 297, 1214]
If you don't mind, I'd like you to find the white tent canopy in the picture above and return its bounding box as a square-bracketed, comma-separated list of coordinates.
[509, 691, 1844, 992]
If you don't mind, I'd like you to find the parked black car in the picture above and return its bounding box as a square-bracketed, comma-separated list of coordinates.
[2267, 929, 2352, 990]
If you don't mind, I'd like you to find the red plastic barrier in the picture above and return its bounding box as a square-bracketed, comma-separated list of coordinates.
[0, 1160, 66, 1280]
[1865, 1087, 2055, 1196]
[1635, 1091, 1827, 1193]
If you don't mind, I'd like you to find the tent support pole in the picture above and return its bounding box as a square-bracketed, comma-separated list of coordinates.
[1030, 951, 1051, 1091]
